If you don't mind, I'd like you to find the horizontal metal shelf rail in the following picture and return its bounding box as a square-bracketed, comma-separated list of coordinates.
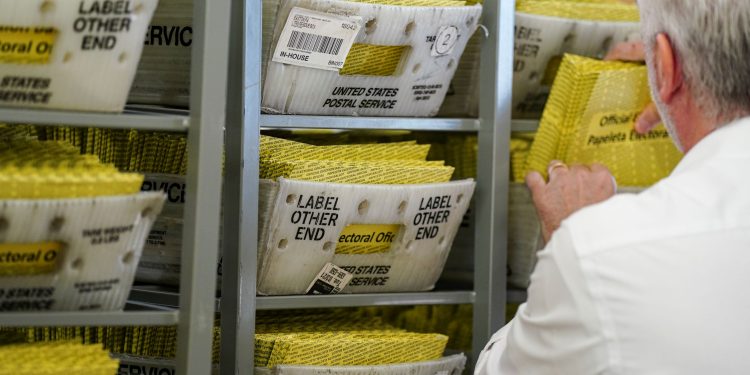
[0, 311, 179, 327]
[0, 107, 190, 132]
[129, 287, 476, 310]
[261, 114, 480, 132]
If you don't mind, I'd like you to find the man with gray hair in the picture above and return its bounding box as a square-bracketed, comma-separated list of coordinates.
[476, 1, 750, 373]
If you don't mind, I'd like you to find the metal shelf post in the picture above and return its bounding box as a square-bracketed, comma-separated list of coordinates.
[175, 0, 231, 372]
[473, 0, 515, 363]
[220, 0, 262, 372]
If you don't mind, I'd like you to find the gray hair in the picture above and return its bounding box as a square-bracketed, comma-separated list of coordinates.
[638, 0, 750, 122]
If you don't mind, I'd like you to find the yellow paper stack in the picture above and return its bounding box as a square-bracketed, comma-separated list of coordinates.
[510, 133, 535, 183]
[37, 126, 189, 175]
[0, 342, 118, 375]
[0, 323, 222, 363]
[0, 139, 143, 199]
[516, 0, 639, 21]
[260, 135, 455, 184]
[356, 304, 473, 351]
[525, 54, 682, 187]
[254, 311, 448, 367]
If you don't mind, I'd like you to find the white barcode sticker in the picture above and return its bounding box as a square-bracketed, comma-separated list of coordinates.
[272, 7, 361, 71]
[305, 262, 353, 295]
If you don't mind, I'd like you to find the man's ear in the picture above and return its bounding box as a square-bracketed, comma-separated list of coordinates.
[655, 33, 683, 103]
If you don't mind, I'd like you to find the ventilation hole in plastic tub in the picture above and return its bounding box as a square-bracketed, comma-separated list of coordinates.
[358, 200, 369, 215]
[133, 2, 144, 14]
[466, 17, 475, 28]
[50, 217, 64, 231]
[457, 194, 464, 204]
[323, 242, 334, 252]
[141, 207, 153, 218]
[62, 52, 73, 63]
[71, 257, 84, 270]
[118, 52, 128, 63]
[447, 59, 455, 69]
[397, 200, 408, 214]
[404, 21, 416, 36]
[278, 239, 288, 249]
[412, 63, 421, 74]
[122, 250, 135, 265]
[438, 236, 446, 246]
[40, 0, 55, 13]
[0, 218, 9, 232]
[365, 18, 377, 35]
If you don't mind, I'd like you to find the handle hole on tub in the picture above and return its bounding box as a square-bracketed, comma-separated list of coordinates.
[365, 18, 377, 35]
[404, 21, 416, 36]
[40, 0, 55, 13]
[397, 200, 407, 214]
[357, 200, 369, 215]
[122, 250, 135, 265]
[71, 257, 84, 270]
[405, 240, 415, 251]
[50, 216, 65, 232]
[141, 207, 154, 218]
[286, 194, 297, 205]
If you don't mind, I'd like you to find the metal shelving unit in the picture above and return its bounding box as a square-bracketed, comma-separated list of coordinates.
[215, 0, 515, 374]
[0, 0, 229, 373]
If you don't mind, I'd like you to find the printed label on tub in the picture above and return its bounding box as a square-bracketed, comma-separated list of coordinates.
[257, 178, 475, 294]
[0, 26, 57, 64]
[0, 0, 158, 111]
[0, 192, 164, 311]
[273, 7, 361, 71]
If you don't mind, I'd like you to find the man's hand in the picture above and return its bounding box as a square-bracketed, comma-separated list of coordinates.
[605, 41, 662, 134]
[526, 161, 617, 242]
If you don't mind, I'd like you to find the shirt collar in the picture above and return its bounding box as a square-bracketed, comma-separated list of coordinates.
[671, 116, 750, 175]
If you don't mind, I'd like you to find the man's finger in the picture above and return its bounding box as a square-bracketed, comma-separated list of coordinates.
[635, 103, 661, 134]
[525, 171, 546, 199]
[547, 160, 569, 179]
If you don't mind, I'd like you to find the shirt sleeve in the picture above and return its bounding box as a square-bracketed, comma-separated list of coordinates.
[475, 225, 609, 375]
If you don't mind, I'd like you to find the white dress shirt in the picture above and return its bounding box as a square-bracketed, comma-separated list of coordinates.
[476, 118, 750, 375]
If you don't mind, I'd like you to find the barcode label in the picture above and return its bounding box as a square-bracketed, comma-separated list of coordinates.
[273, 7, 361, 71]
[306, 263, 353, 295]
[288, 30, 344, 55]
